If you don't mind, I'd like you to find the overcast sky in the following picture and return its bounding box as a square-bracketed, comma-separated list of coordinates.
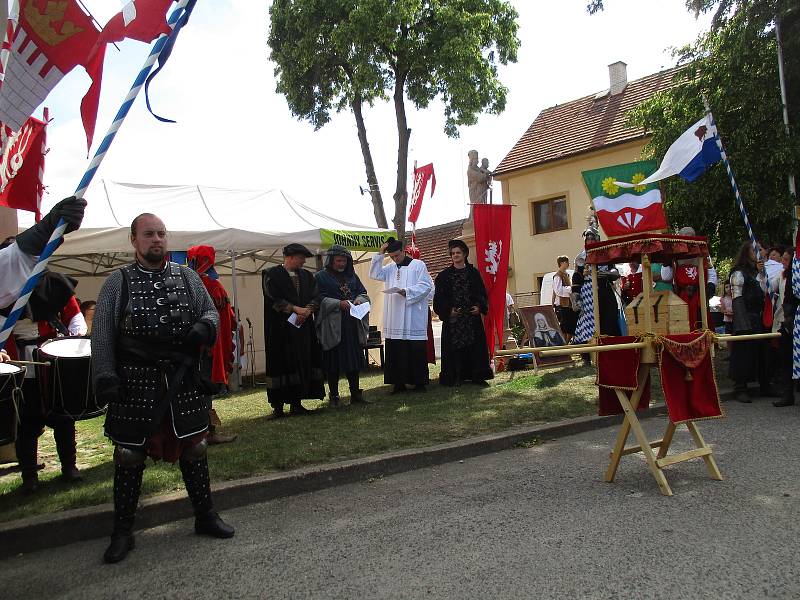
[18, 0, 713, 230]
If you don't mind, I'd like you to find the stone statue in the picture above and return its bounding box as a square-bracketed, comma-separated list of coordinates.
[467, 150, 492, 205]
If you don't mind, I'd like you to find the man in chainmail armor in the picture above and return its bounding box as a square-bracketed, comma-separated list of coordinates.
[92, 213, 234, 564]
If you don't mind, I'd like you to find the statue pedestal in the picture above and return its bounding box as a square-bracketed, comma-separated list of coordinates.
[458, 218, 477, 266]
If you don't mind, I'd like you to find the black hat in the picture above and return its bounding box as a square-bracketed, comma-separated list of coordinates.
[385, 237, 404, 253]
[448, 239, 469, 256]
[283, 243, 313, 258]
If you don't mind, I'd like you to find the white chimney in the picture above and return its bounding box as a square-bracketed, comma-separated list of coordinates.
[608, 61, 628, 95]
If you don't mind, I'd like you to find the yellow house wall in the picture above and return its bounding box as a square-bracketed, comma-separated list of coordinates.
[500, 140, 648, 297]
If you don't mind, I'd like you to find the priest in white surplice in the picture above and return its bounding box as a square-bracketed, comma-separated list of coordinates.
[369, 237, 434, 393]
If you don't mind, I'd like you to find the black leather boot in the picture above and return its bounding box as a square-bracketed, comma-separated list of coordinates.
[773, 385, 795, 407]
[54, 422, 82, 482]
[733, 385, 751, 403]
[180, 457, 235, 539]
[104, 463, 144, 564]
[20, 470, 39, 494]
[350, 389, 369, 404]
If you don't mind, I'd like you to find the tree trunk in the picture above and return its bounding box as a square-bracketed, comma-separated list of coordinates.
[352, 98, 388, 229]
[392, 73, 411, 241]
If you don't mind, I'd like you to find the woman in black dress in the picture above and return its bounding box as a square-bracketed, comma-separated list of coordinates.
[433, 240, 493, 386]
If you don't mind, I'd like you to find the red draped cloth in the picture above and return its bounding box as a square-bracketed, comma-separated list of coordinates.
[658, 331, 722, 424]
[145, 415, 207, 463]
[187, 245, 236, 385]
[201, 277, 236, 385]
[596, 336, 651, 416]
[674, 262, 711, 331]
[426, 309, 436, 365]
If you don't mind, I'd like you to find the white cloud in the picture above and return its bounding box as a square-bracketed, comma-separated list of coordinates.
[22, 0, 712, 232]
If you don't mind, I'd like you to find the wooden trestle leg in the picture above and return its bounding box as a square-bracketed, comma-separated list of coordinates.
[604, 363, 722, 496]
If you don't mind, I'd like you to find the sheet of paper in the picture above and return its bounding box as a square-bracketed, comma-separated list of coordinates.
[287, 313, 302, 328]
[382, 287, 404, 294]
[349, 301, 371, 320]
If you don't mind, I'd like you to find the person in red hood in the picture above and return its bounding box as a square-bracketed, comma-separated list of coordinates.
[187, 246, 237, 444]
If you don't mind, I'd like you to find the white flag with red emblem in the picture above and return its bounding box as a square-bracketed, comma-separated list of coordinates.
[581, 160, 668, 237]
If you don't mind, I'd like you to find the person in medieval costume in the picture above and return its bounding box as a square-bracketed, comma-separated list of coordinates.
[6, 265, 87, 493]
[728, 241, 778, 403]
[552, 255, 576, 341]
[405, 244, 438, 365]
[369, 237, 434, 393]
[433, 239, 493, 387]
[572, 222, 621, 349]
[187, 245, 238, 444]
[0, 197, 86, 309]
[262, 243, 326, 416]
[672, 227, 713, 331]
[93, 213, 234, 564]
[776, 235, 800, 407]
[314, 245, 370, 407]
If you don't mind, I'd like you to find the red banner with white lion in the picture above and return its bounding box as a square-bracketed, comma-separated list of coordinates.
[474, 204, 512, 358]
[0, 115, 47, 219]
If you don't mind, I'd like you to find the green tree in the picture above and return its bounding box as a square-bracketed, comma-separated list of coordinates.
[269, 0, 390, 228]
[268, 1, 520, 238]
[622, 1, 800, 259]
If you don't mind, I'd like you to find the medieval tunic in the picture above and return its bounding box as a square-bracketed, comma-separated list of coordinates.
[369, 254, 434, 386]
[552, 270, 577, 335]
[187, 246, 236, 386]
[729, 265, 768, 388]
[0, 243, 36, 309]
[315, 267, 369, 376]
[572, 263, 620, 344]
[92, 262, 219, 453]
[262, 265, 325, 407]
[433, 264, 493, 386]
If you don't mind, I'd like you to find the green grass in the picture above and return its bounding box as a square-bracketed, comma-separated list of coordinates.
[0, 361, 637, 523]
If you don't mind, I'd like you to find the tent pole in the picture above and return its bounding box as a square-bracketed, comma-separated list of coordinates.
[229, 249, 242, 391]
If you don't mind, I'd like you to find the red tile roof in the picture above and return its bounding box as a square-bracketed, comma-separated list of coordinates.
[405, 219, 465, 278]
[494, 67, 682, 177]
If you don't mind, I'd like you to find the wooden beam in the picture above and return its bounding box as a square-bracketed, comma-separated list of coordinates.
[655, 447, 712, 468]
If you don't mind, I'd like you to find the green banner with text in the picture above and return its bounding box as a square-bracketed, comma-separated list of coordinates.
[320, 229, 397, 252]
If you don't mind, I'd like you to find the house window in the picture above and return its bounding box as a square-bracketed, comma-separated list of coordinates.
[532, 197, 568, 234]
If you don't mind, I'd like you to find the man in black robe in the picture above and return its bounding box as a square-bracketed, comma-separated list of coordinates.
[262, 243, 325, 416]
[314, 245, 370, 407]
[433, 239, 493, 386]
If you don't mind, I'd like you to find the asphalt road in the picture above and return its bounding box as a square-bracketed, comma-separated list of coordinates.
[4, 399, 800, 599]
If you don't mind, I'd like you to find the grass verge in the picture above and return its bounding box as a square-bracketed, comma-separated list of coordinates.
[0, 361, 652, 523]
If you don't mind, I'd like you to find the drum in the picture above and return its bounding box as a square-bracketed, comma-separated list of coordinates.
[37, 337, 106, 420]
[0, 362, 24, 444]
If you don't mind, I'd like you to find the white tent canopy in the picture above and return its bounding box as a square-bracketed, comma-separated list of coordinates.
[18, 181, 393, 275]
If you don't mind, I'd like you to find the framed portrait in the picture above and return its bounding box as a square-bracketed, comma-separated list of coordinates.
[518, 305, 572, 366]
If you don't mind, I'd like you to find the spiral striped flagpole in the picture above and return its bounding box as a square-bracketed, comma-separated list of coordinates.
[702, 97, 773, 298]
[0, 0, 193, 349]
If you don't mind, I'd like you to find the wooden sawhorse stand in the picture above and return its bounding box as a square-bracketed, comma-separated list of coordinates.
[604, 362, 722, 496]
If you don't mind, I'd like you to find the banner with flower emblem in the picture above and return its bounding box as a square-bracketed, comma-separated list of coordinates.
[581, 160, 668, 237]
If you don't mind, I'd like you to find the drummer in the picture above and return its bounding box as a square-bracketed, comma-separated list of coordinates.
[3, 252, 88, 494]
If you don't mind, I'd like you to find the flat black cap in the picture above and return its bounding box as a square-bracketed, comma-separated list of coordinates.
[283, 243, 313, 257]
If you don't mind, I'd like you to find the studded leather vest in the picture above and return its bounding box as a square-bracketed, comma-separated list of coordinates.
[120, 262, 193, 341]
[105, 263, 209, 446]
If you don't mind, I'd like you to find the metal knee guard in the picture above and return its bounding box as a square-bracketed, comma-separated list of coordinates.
[181, 439, 208, 462]
[113, 446, 146, 468]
